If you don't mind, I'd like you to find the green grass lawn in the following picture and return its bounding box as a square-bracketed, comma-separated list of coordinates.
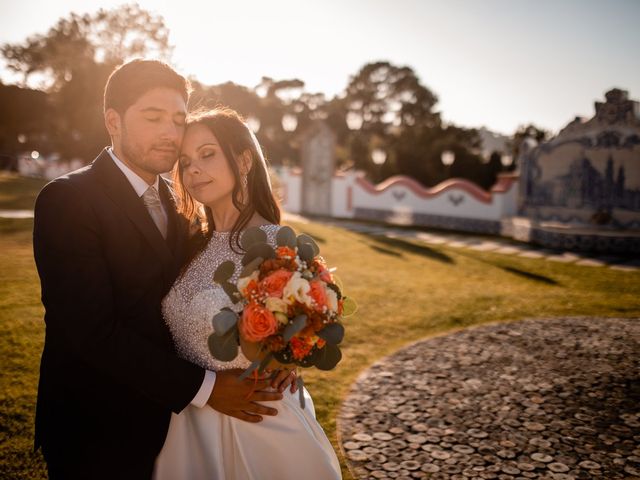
[1, 172, 639, 479]
[0, 172, 48, 210]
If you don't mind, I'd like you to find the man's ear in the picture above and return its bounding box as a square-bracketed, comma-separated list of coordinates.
[239, 149, 253, 176]
[104, 108, 122, 137]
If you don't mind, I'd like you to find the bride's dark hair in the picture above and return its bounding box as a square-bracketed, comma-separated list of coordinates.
[173, 106, 281, 265]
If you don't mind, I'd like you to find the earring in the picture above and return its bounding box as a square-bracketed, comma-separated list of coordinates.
[242, 175, 248, 189]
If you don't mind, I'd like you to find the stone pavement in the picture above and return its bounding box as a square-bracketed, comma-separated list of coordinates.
[308, 218, 640, 272]
[338, 317, 640, 480]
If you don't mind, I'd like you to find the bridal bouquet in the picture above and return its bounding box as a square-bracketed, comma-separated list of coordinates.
[207, 226, 355, 407]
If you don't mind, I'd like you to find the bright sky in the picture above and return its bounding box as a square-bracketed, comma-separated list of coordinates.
[1, 0, 639, 136]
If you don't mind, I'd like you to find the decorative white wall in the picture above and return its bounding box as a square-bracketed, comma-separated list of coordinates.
[18, 156, 84, 180]
[274, 166, 519, 235]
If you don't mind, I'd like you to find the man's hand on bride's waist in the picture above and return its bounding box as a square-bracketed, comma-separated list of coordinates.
[267, 368, 298, 394]
[206, 369, 283, 423]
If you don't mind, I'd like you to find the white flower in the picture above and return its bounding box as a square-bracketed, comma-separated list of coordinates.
[265, 296, 288, 314]
[274, 312, 289, 325]
[326, 287, 338, 312]
[237, 270, 259, 293]
[282, 271, 312, 306]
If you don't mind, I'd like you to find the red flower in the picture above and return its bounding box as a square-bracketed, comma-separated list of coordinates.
[290, 336, 313, 360]
[276, 246, 296, 259]
[308, 280, 328, 312]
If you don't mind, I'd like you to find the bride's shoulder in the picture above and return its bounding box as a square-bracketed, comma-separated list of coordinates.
[250, 223, 282, 245]
[257, 222, 281, 236]
[258, 223, 280, 231]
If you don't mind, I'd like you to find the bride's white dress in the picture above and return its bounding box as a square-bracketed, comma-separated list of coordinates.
[154, 224, 341, 480]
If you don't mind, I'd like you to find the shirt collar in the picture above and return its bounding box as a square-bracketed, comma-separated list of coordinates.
[107, 147, 159, 197]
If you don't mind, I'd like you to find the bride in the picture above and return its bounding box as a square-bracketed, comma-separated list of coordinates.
[153, 107, 342, 479]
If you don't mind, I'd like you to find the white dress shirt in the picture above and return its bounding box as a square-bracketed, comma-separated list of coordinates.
[107, 147, 216, 408]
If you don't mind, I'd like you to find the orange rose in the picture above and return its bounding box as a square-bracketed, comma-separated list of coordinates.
[240, 303, 278, 342]
[309, 280, 328, 312]
[261, 269, 293, 298]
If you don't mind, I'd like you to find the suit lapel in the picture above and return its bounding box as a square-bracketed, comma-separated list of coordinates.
[158, 177, 187, 273]
[158, 178, 178, 250]
[92, 149, 174, 274]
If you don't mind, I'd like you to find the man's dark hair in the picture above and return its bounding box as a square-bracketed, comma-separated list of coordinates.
[103, 59, 191, 114]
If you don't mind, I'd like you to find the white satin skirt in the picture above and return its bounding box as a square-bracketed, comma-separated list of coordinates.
[153, 387, 341, 480]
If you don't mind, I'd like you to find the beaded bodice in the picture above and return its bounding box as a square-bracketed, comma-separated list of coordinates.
[162, 224, 280, 371]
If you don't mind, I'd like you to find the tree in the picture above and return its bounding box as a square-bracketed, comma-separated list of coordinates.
[1, 4, 173, 160]
[2, 4, 171, 91]
[508, 123, 549, 170]
[389, 123, 485, 187]
[341, 61, 440, 181]
[340, 61, 493, 187]
[344, 61, 440, 135]
[0, 83, 52, 155]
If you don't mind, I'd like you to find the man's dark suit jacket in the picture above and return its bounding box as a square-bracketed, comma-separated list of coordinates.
[33, 148, 205, 479]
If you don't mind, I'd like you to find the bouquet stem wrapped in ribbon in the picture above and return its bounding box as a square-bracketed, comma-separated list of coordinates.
[208, 226, 356, 407]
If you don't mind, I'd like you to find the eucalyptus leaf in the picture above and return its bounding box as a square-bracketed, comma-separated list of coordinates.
[213, 260, 236, 283]
[258, 352, 274, 375]
[238, 358, 261, 381]
[276, 226, 297, 248]
[273, 349, 293, 365]
[297, 376, 306, 409]
[317, 323, 345, 345]
[298, 243, 314, 263]
[212, 310, 239, 336]
[282, 314, 307, 342]
[241, 227, 268, 250]
[221, 281, 240, 303]
[341, 297, 358, 316]
[297, 233, 320, 256]
[239, 256, 263, 278]
[208, 330, 239, 362]
[241, 243, 275, 266]
[297, 347, 318, 367]
[314, 343, 342, 370]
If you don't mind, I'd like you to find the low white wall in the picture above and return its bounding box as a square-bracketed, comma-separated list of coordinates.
[275, 167, 519, 230]
[18, 157, 84, 180]
[274, 167, 302, 214]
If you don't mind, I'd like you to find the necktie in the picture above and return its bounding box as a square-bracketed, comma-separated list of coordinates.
[142, 186, 168, 239]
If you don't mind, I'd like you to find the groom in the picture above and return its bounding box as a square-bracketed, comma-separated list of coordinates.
[33, 59, 287, 479]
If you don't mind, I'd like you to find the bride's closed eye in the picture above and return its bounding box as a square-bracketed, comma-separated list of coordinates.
[200, 148, 216, 160]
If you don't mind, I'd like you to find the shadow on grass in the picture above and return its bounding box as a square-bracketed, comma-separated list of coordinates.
[500, 265, 559, 285]
[369, 245, 404, 257]
[455, 249, 560, 285]
[365, 234, 454, 264]
[299, 232, 326, 244]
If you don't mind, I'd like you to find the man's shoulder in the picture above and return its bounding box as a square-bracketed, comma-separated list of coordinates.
[35, 151, 107, 206]
[38, 164, 93, 199]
